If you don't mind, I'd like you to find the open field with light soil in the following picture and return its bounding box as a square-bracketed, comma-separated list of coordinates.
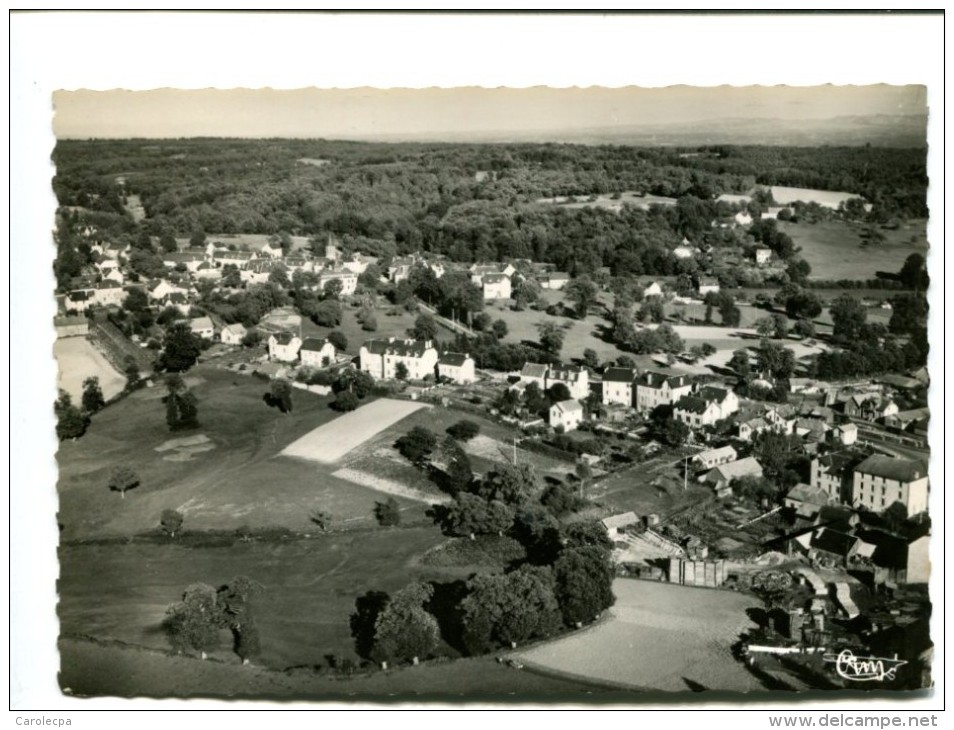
[512, 579, 765, 693]
[55, 337, 127, 402]
[779, 218, 928, 281]
[281, 398, 430, 463]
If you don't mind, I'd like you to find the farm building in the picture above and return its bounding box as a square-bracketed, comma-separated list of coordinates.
[737, 416, 771, 442]
[634, 371, 692, 412]
[601, 367, 638, 406]
[220, 323, 247, 346]
[862, 531, 931, 586]
[189, 316, 215, 340]
[672, 245, 696, 259]
[702, 457, 764, 491]
[539, 271, 570, 290]
[642, 281, 664, 298]
[693, 445, 737, 471]
[54, 315, 89, 338]
[437, 352, 476, 384]
[148, 279, 189, 303]
[852, 455, 929, 516]
[268, 332, 303, 363]
[669, 558, 726, 588]
[359, 338, 439, 381]
[299, 338, 336, 367]
[601, 512, 639, 535]
[549, 399, 584, 432]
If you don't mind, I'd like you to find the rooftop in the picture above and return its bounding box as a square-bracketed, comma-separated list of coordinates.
[300, 337, 331, 352]
[855, 454, 927, 483]
[603, 367, 638, 383]
[439, 352, 471, 367]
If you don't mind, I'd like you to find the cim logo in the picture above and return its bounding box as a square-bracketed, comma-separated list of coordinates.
[824, 649, 907, 682]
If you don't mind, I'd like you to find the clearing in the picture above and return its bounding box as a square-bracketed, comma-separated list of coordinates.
[281, 398, 430, 463]
[55, 337, 127, 402]
[513, 579, 766, 693]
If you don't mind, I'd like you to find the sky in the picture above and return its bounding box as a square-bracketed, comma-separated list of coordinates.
[52, 84, 927, 140]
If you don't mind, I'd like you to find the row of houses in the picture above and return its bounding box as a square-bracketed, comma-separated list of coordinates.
[357, 337, 476, 385]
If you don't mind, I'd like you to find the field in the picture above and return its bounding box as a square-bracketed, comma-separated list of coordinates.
[56, 367, 429, 540]
[513, 579, 765, 693]
[769, 185, 866, 209]
[281, 398, 430, 463]
[59, 637, 612, 700]
[780, 218, 928, 281]
[301, 302, 455, 356]
[55, 337, 127, 402]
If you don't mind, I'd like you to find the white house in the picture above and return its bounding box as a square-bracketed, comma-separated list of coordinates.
[438, 352, 476, 384]
[101, 267, 125, 285]
[481, 273, 512, 300]
[540, 271, 570, 290]
[189, 316, 215, 340]
[547, 365, 590, 400]
[148, 280, 190, 303]
[852, 455, 929, 515]
[549, 399, 584, 432]
[92, 280, 127, 307]
[673, 245, 696, 259]
[519, 363, 549, 390]
[318, 270, 358, 297]
[734, 211, 753, 227]
[642, 281, 664, 298]
[832, 422, 858, 446]
[695, 385, 740, 420]
[259, 241, 283, 258]
[635, 371, 692, 412]
[268, 332, 303, 363]
[601, 367, 638, 406]
[65, 290, 92, 313]
[220, 323, 247, 345]
[299, 337, 336, 367]
[755, 248, 772, 265]
[703, 457, 764, 491]
[698, 277, 721, 296]
[673, 395, 722, 428]
[693, 445, 738, 471]
[359, 338, 439, 380]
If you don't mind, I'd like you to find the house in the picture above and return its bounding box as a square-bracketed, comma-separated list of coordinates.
[852, 454, 929, 515]
[220, 323, 247, 346]
[672, 245, 696, 260]
[784, 483, 832, 512]
[241, 260, 274, 285]
[549, 399, 584, 432]
[470, 262, 516, 284]
[789, 378, 822, 394]
[92, 280, 127, 307]
[54, 315, 89, 338]
[387, 256, 417, 283]
[843, 393, 898, 421]
[148, 280, 189, 303]
[268, 332, 303, 363]
[695, 385, 739, 420]
[214, 250, 256, 268]
[259, 240, 283, 258]
[831, 422, 858, 446]
[811, 451, 864, 505]
[318, 270, 358, 296]
[481, 273, 512, 300]
[801, 527, 865, 567]
[734, 211, 753, 227]
[635, 371, 692, 412]
[189, 316, 215, 340]
[101, 267, 125, 285]
[194, 261, 221, 280]
[359, 338, 439, 381]
[299, 338, 336, 367]
[702, 457, 763, 491]
[697, 277, 720, 296]
[754, 247, 772, 265]
[642, 281, 664, 298]
[601, 367, 638, 406]
[164, 291, 192, 317]
[65, 290, 92, 313]
[601, 512, 639, 535]
[437, 352, 476, 384]
[884, 407, 930, 433]
[539, 271, 570, 290]
[763, 404, 797, 434]
[673, 395, 721, 428]
[518, 363, 549, 390]
[163, 251, 206, 272]
[547, 365, 590, 400]
[863, 531, 931, 586]
[341, 253, 373, 275]
[693, 445, 738, 471]
[738, 416, 771, 442]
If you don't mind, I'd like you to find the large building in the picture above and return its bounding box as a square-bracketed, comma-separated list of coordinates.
[635, 371, 692, 412]
[438, 352, 476, 384]
[852, 455, 930, 516]
[601, 367, 638, 406]
[299, 337, 336, 367]
[547, 365, 590, 400]
[811, 451, 864, 505]
[359, 338, 439, 380]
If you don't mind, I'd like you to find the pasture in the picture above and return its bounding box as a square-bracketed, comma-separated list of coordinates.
[55, 337, 127, 402]
[769, 185, 866, 209]
[56, 367, 424, 540]
[780, 218, 928, 281]
[281, 398, 429, 463]
[513, 579, 765, 693]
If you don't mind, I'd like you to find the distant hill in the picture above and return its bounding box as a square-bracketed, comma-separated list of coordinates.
[361, 114, 928, 148]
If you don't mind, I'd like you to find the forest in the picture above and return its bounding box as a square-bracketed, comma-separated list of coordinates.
[53, 139, 929, 286]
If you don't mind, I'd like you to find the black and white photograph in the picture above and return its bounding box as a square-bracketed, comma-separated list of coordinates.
[11, 10, 944, 718]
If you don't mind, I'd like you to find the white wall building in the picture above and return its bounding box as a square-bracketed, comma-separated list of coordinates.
[359, 338, 439, 380]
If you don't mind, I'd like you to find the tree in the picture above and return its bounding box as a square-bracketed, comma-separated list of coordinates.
[442, 436, 475, 496]
[536, 321, 565, 356]
[830, 294, 867, 343]
[323, 278, 344, 300]
[189, 227, 207, 247]
[792, 318, 816, 339]
[547, 382, 572, 403]
[80, 376, 107, 413]
[241, 330, 263, 348]
[395, 426, 437, 467]
[411, 313, 439, 341]
[563, 521, 614, 552]
[268, 265, 290, 289]
[476, 462, 539, 507]
[785, 289, 823, 320]
[888, 294, 928, 335]
[540, 482, 583, 517]
[55, 391, 89, 441]
[898, 253, 929, 292]
[616, 355, 636, 369]
[361, 312, 378, 332]
[123, 357, 141, 388]
[755, 317, 776, 338]
[312, 299, 343, 327]
[752, 430, 801, 482]
[564, 276, 598, 318]
[217, 576, 265, 664]
[430, 492, 514, 539]
[108, 465, 140, 499]
[350, 591, 390, 660]
[163, 583, 222, 656]
[574, 461, 593, 499]
[883, 500, 909, 528]
[446, 420, 480, 442]
[491, 319, 508, 340]
[159, 231, 178, 253]
[333, 390, 359, 412]
[394, 361, 409, 381]
[371, 583, 439, 665]
[158, 323, 201, 373]
[161, 509, 184, 537]
[374, 497, 401, 527]
[268, 379, 293, 414]
[553, 546, 616, 627]
[472, 312, 493, 332]
[581, 348, 599, 369]
[165, 374, 199, 431]
[310, 510, 332, 531]
[638, 298, 665, 324]
[334, 368, 374, 398]
[729, 348, 751, 377]
[327, 330, 348, 352]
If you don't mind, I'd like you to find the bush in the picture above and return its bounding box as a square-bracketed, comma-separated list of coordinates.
[446, 420, 480, 442]
[374, 498, 401, 527]
[333, 390, 359, 412]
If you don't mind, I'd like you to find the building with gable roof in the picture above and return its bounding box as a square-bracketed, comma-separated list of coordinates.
[549, 399, 584, 432]
[635, 371, 692, 412]
[852, 454, 930, 515]
[268, 332, 303, 363]
[601, 367, 638, 406]
[299, 337, 336, 367]
[438, 352, 476, 384]
[359, 338, 439, 380]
